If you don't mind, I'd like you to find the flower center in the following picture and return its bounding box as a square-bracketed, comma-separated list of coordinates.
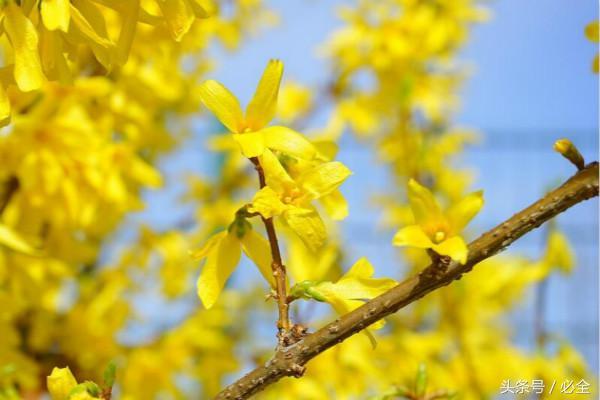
[433, 230, 446, 244]
[283, 188, 302, 204]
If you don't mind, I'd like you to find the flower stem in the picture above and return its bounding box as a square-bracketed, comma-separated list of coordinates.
[250, 157, 291, 341]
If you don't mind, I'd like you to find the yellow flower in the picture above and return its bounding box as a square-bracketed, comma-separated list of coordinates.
[393, 179, 483, 264]
[542, 229, 575, 274]
[249, 149, 351, 251]
[191, 219, 275, 309]
[47, 367, 78, 400]
[198, 59, 317, 158]
[3, 2, 46, 92]
[292, 257, 397, 347]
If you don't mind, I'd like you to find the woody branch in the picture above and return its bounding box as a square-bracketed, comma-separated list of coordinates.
[249, 156, 291, 341]
[214, 161, 599, 400]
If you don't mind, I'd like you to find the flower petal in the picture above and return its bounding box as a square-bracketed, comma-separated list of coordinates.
[310, 277, 385, 348]
[446, 190, 484, 234]
[319, 189, 348, 220]
[41, 0, 71, 32]
[232, 131, 265, 158]
[39, 29, 71, 83]
[189, 231, 227, 260]
[198, 80, 244, 133]
[284, 206, 326, 251]
[543, 230, 574, 274]
[3, 3, 46, 91]
[188, 0, 212, 17]
[196, 232, 241, 309]
[115, 0, 140, 65]
[407, 179, 444, 228]
[261, 125, 316, 159]
[0, 85, 11, 127]
[432, 236, 468, 264]
[248, 186, 287, 219]
[47, 367, 78, 400]
[297, 161, 351, 200]
[335, 257, 397, 300]
[392, 225, 434, 248]
[259, 148, 295, 191]
[245, 59, 283, 130]
[156, 0, 194, 41]
[240, 230, 275, 287]
[69, 2, 113, 69]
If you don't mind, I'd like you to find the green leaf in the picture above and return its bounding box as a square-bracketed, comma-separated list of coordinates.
[103, 361, 116, 388]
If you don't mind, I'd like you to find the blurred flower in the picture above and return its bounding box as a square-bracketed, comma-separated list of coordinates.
[585, 21, 599, 73]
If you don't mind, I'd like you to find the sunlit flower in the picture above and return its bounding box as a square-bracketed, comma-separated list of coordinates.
[291, 257, 397, 346]
[393, 179, 483, 264]
[198, 59, 316, 158]
[249, 149, 351, 250]
[192, 219, 274, 308]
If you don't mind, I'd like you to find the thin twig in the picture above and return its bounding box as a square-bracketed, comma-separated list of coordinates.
[214, 161, 599, 400]
[249, 157, 291, 342]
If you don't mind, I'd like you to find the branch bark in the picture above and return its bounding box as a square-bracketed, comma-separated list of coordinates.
[249, 157, 291, 339]
[215, 161, 598, 399]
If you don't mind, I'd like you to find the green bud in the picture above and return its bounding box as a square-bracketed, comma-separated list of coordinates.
[81, 381, 101, 396]
[227, 217, 252, 239]
[103, 361, 116, 388]
[305, 286, 328, 302]
[68, 383, 101, 400]
[289, 281, 329, 302]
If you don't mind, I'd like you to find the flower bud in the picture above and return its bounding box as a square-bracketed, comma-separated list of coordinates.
[47, 367, 77, 400]
[553, 138, 585, 170]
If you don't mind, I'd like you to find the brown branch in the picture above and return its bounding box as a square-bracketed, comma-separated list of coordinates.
[249, 157, 291, 341]
[214, 161, 599, 400]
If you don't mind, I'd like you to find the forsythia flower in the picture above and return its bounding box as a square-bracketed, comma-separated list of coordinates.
[0, 0, 210, 124]
[249, 149, 351, 251]
[393, 179, 483, 264]
[192, 218, 275, 308]
[198, 59, 316, 158]
[292, 258, 397, 346]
